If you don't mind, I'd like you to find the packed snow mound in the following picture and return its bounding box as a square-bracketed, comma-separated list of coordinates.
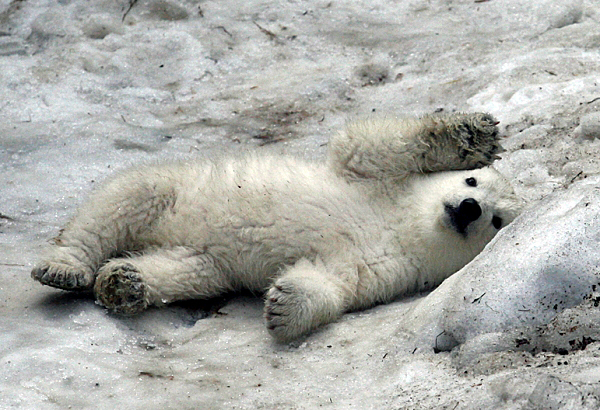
[404, 176, 600, 353]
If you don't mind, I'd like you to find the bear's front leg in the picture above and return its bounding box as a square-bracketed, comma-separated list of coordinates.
[328, 112, 503, 181]
[264, 259, 350, 342]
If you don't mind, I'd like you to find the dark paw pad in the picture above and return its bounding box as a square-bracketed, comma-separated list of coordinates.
[94, 263, 148, 315]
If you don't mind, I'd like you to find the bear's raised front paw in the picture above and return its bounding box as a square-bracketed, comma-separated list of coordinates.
[454, 113, 502, 167]
[94, 262, 148, 315]
[31, 261, 94, 290]
[264, 282, 313, 342]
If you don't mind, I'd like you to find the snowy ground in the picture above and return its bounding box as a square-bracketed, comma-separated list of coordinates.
[2, 0, 600, 408]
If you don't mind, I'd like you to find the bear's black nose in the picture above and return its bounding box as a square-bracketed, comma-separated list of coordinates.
[445, 198, 482, 236]
[458, 198, 481, 223]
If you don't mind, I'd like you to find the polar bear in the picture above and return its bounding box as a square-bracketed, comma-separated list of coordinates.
[32, 113, 523, 342]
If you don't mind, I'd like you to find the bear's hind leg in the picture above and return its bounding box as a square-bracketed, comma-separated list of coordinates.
[32, 168, 177, 291]
[264, 258, 350, 342]
[94, 246, 230, 315]
[32, 249, 96, 290]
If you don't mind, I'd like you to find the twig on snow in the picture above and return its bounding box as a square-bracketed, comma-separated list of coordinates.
[122, 0, 138, 22]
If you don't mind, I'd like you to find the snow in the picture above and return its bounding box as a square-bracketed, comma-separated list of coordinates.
[2, 0, 600, 408]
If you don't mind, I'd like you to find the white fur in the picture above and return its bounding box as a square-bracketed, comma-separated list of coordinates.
[32, 113, 523, 342]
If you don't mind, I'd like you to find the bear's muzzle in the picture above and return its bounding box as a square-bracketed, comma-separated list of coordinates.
[444, 198, 482, 236]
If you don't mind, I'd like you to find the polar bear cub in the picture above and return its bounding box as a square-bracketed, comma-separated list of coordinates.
[32, 113, 522, 342]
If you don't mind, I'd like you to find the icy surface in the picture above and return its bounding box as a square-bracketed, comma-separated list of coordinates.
[3, 0, 600, 408]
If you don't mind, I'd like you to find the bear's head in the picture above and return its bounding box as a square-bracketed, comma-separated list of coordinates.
[404, 167, 523, 281]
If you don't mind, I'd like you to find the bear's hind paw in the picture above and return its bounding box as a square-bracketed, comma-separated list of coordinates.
[94, 262, 148, 315]
[31, 261, 94, 290]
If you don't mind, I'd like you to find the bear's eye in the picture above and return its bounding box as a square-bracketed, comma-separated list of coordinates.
[492, 215, 502, 229]
[465, 177, 477, 187]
